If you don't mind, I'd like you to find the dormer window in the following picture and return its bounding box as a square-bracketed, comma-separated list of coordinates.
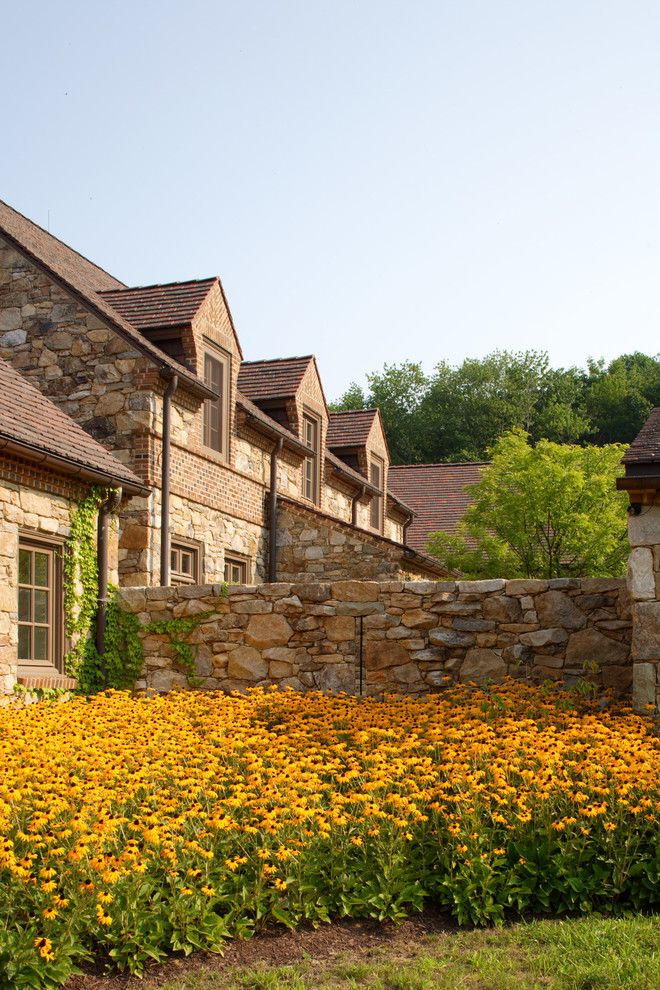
[370, 455, 384, 531]
[302, 412, 320, 504]
[203, 346, 230, 457]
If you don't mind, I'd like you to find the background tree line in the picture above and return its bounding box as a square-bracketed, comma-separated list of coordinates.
[331, 351, 660, 464]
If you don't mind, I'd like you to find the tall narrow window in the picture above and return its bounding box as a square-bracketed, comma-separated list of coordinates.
[370, 455, 384, 531]
[18, 538, 62, 670]
[302, 413, 319, 503]
[203, 348, 230, 456]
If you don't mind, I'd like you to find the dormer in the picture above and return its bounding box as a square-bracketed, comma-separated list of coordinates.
[238, 356, 329, 506]
[327, 409, 390, 532]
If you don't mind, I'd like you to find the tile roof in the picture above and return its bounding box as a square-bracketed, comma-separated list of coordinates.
[0, 358, 147, 492]
[0, 200, 212, 399]
[622, 408, 660, 466]
[327, 409, 378, 447]
[238, 356, 313, 402]
[387, 462, 488, 552]
[99, 279, 217, 329]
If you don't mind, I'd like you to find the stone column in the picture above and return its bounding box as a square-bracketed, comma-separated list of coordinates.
[628, 504, 660, 712]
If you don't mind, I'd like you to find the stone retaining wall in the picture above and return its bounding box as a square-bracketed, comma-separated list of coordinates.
[118, 577, 631, 697]
[628, 505, 660, 711]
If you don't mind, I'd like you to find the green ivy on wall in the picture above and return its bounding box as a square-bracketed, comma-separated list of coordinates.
[62, 486, 108, 692]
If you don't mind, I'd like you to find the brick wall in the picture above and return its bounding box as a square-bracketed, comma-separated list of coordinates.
[118, 576, 631, 697]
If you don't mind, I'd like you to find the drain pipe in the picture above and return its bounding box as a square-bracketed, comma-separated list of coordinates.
[402, 512, 413, 545]
[96, 487, 123, 679]
[160, 373, 178, 585]
[351, 485, 366, 526]
[268, 438, 284, 582]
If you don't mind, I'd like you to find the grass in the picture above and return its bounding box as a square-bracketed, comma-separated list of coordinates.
[160, 915, 660, 990]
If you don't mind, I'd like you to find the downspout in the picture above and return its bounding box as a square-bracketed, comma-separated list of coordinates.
[268, 438, 284, 582]
[96, 487, 123, 680]
[402, 513, 413, 545]
[160, 373, 178, 585]
[351, 485, 366, 526]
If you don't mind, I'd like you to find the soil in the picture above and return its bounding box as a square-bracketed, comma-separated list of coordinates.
[64, 907, 460, 989]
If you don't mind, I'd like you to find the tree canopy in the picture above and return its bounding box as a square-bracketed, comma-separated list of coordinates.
[426, 430, 629, 579]
[330, 350, 659, 464]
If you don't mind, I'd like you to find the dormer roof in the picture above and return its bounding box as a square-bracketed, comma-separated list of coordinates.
[99, 278, 217, 330]
[327, 409, 378, 448]
[238, 356, 314, 403]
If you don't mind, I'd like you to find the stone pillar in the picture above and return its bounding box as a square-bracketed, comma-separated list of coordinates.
[628, 504, 660, 712]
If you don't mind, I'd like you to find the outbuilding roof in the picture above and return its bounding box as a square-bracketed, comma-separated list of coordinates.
[622, 408, 660, 466]
[0, 357, 148, 493]
[387, 462, 487, 552]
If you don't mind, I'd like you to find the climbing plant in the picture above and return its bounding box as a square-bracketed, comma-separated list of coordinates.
[62, 487, 109, 690]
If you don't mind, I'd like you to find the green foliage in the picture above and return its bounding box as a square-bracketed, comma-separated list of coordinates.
[427, 430, 629, 579]
[103, 589, 146, 690]
[332, 349, 659, 463]
[62, 487, 109, 689]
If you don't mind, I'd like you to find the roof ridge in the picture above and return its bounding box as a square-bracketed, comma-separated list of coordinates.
[389, 461, 491, 469]
[100, 276, 218, 294]
[241, 355, 314, 366]
[329, 408, 378, 416]
[0, 198, 125, 289]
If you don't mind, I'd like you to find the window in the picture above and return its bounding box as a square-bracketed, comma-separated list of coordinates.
[302, 413, 319, 503]
[369, 455, 384, 531]
[224, 554, 249, 584]
[18, 537, 62, 670]
[170, 540, 202, 585]
[203, 347, 230, 456]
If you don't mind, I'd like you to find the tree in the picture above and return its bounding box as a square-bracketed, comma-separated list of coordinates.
[585, 353, 660, 445]
[427, 430, 629, 579]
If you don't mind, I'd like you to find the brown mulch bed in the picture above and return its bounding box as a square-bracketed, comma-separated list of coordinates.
[65, 907, 459, 989]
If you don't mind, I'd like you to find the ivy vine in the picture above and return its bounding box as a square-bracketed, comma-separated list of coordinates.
[63, 486, 109, 691]
[103, 597, 218, 690]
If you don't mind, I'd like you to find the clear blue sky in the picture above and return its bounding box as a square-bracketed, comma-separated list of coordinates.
[3, 1, 659, 398]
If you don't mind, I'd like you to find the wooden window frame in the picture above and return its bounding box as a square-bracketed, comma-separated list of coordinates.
[17, 531, 64, 672]
[202, 343, 231, 460]
[224, 552, 251, 585]
[301, 411, 320, 505]
[170, 538, 203, 586]
[369, 455, 384, 533]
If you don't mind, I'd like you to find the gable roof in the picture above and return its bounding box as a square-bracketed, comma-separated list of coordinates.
[0, 199, 213, 399]
[622, 408, 660, 466]
[327, 409, 378, 447]
[99, 279, 217, 330]
[238, 356, 314, 403]
[388, 462, 488, 552]
[0, 358, 147, 493]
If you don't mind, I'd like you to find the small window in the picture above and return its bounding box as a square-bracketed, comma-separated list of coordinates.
[224, 555, 249, 584]
[171, 541, 202, 585]
[203, 348, 230, 456]
[18, 537, 62, 670]
[302, 413, 319, 503]
[369, 455, 384, 531]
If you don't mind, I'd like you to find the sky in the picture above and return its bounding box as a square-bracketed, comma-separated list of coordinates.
[3, 1, 659, 399]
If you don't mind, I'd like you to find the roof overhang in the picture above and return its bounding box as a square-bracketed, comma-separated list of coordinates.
[0, 435, 150, 496]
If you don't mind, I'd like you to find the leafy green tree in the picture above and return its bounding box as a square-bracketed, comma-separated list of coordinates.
[427, 430, 629, 579]
[585, 353, 660, 444]
[329, 381, 367, 412]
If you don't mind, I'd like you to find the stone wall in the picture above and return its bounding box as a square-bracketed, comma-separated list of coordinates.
[628, 504, 660, 712]
[118, 576, 631, 697]
[276, 499, 442, 582]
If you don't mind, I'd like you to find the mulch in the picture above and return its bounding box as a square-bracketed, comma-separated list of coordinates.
[65, 907, 460, 988]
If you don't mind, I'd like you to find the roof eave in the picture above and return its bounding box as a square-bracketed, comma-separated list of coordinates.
[0, 435, 150, 496]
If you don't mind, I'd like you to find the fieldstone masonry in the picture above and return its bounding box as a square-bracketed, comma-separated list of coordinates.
[118, 577, 631, 697]
[628, 506, 660, 712]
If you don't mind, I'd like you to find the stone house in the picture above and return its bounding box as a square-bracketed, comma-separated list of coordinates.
[0, 199, 444, 606]
[0, 357, 147, 692]
[618, 406, 660, 711]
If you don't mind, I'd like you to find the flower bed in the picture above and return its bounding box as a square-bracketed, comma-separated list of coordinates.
[0, 683, 658, 987]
